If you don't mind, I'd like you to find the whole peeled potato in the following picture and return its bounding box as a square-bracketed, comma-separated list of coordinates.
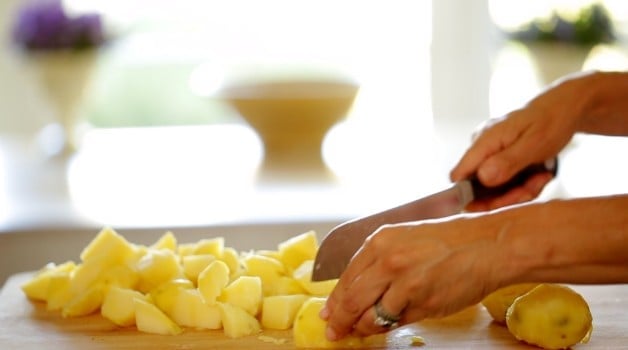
[506, 284, 593, 350]
[482, 283, 540, 324]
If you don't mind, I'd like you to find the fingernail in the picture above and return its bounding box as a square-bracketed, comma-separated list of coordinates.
[319, 306, 330, 320]
[326, 327, 338, 341]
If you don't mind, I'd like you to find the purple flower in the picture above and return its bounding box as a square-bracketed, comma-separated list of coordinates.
[12, 0, 105, 51]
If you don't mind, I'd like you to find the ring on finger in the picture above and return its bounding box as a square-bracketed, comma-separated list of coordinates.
[373, 298, 401, 329]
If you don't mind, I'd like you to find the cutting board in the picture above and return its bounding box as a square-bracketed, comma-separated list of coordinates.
[1, 272, 627, 349]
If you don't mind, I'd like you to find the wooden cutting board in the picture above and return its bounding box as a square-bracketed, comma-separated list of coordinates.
[1, 272, 627, 349]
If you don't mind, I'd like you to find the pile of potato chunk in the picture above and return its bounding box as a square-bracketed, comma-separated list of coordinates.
[21, 227, 343, 344]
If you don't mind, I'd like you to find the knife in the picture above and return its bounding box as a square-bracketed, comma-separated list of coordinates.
[311, 158, 558, 281]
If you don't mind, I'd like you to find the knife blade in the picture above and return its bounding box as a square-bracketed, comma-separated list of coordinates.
[311, 158, 558, 281]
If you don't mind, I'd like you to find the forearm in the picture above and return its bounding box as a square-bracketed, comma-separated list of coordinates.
[493, 194, 628, 285]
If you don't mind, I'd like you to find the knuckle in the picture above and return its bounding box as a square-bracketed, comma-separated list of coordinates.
[381, 251, 411, 272]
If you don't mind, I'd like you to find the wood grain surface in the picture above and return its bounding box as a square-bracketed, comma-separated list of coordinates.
[1, 272, 627, 349]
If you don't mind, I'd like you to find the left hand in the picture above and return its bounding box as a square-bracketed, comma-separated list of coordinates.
[319, 217, 504, 340]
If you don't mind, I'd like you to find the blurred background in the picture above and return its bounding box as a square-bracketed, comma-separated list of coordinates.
[1, 0, 628, 283]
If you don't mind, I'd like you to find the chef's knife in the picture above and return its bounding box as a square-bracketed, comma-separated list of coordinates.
[311, 158, 558, 281]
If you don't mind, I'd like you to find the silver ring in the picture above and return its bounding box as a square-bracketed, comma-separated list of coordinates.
[373, 299, 401, 329]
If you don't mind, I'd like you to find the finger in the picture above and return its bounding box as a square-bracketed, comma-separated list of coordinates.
[353, 281, 410, 336]
[325, 258, 390, 340]
[450, 122, 516, 183]
[323, 243, 377, 318]
[477, 126, 556, 188]
[450, 141, 494, 182]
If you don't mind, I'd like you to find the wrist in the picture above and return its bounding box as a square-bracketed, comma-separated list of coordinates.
[574, 71, 628, 134]
[489, 203, 556, 286]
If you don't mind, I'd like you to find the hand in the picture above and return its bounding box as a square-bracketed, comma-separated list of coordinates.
[320, 217, 503, 340]
[450, 76, 584, 211]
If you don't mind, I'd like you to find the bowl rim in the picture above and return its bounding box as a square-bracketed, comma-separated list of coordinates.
[217, 78, 360, 100]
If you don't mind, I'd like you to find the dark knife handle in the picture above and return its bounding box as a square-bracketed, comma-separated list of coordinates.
[470, 158, 558, 201]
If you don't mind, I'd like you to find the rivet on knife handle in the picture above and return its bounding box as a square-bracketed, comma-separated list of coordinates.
[468, 158, 558, 202]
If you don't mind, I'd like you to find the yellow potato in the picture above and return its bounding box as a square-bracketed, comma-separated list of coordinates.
[261, 294, 310, 330]
[62, 283, 104, 318]
[177, 243, 196, 257]
[150, 231, 177, 252]
[149, 278, 194, 316]
[21, 261, 76, 302]
[100, 264, 140, 291]
[292, 260, 338, 296]
[69, 256, 111, 294]
[482, 283, 540, 324]
[170, 288, 222, 330]
[181, 254, 216, 282]
[218, 302, 261, 338]
[101, 286, 149, 327]
[135, 249, 184, 293]
[198, 260, 230, 305]
[79, 227, 135, 264]
[134, 298, 182, 335]
[219, 247, 243, 279]
[269, 276, 308, 296]
[242, 254, 286, 296]
[293, 297, 363, 348]
[46, 271, 73, 311]
[506, 284, 593, 350]
[193, 237, 225, 257]
[277, 230, 318, 272]
[218, 276, 262, 316]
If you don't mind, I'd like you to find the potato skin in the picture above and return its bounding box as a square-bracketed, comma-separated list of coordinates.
[506, 284, 593, 350]
[482, 283, 540, 324]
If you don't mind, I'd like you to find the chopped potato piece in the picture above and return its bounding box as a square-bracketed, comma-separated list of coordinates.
[242, 254, 286, 296]
[149, 278, 194, 316]
[218, 276, 262, 316]
[181, 254, 216, 283]
[170, 288, 222, 330]
[102, 286, 149, 327]
[220, 247, 243, 279]
[277, 230, 318, 272]
[46, 271, 73, 311]
[21, 261, 76, 302]
[80, 227, 135, 264]
[193, 237, 225, 257]
[198, 260, 230, 305]
[135, 249, 184, 293]
[150, 231, 177, 252]
[261, 294, 310, 330]
[219, 302, 261, 338]
[293, 260, 337, 296]
[62, 283, 104, 318]
[293, 297, 364, 348]
[134, 298, 182, 335]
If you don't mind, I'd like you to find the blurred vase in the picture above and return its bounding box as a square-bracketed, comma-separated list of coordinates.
[28, 49, 97, 154]
[523, 42, 592, 85]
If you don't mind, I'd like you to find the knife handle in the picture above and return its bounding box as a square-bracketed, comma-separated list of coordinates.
[469, 158, 558, 201]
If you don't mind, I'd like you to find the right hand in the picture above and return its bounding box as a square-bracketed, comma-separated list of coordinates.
[450, 75, 585, 211]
